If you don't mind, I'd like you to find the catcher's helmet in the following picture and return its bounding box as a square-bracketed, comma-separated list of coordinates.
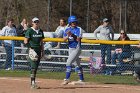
[68, 15, 78, 24]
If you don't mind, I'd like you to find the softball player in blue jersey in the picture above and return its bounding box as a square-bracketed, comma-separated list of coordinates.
[62, 15, 84, 85]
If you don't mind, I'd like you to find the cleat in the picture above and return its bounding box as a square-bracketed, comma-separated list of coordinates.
[31, 83, 40, 89]
[74, 80, 85, 85]
[61, 79, 70, 85]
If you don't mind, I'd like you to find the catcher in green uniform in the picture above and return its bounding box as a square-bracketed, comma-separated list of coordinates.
[24, 17, 44, 89]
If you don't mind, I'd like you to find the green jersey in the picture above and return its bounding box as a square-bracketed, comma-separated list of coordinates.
[25, 28, 44, 48]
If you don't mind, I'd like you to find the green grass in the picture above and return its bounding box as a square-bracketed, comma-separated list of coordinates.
[0, 70, 140, 85]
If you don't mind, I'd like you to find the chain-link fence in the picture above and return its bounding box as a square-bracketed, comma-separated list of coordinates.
[0, 39, 140, 76]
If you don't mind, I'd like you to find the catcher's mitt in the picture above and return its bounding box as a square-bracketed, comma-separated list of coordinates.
[29, 49, 39, 61]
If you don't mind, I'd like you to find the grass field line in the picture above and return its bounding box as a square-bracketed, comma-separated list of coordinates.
[0, 77, 41, 82]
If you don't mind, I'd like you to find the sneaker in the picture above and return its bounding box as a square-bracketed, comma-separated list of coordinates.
[61, 79, 70, 85]
[31, 83, 40, 89]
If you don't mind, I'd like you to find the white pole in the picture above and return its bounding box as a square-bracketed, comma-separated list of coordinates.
[47, 0, 50, 32]
[119, 0, 122, 31]
[124, 0, 127, 32]
[70, 0, 72, 16]
[86, 0, 90, 33]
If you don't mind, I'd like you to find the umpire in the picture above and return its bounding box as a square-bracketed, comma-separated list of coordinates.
[24, 17, 44, 89]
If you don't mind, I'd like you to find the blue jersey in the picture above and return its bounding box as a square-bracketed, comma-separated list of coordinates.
[64, 26, 82, 48]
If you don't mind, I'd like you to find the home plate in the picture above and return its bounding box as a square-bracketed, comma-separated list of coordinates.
[68, 81, 86, 85]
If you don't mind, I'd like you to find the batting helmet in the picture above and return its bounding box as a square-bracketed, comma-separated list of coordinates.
[68, 15, 78, 24]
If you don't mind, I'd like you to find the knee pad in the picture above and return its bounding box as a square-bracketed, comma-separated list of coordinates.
[75, 66, 83, 74]
[66, 66, 72, 73]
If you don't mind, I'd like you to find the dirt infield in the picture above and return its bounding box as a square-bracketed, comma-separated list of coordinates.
[0, 77, 140, 93]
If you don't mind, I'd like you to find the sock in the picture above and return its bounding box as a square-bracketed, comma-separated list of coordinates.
[75, 66, 84, 81]
[31, 77, 35, 85]
[30, 69, 36, 85]
[66, 66, 72, 80]
[79, 73, 84, 81]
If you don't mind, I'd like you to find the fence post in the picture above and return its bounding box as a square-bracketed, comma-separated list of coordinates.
[11, 40, 15, 70]
[70, 0, 72, 16]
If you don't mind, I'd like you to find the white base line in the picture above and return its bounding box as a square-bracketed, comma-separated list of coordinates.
[0, 77, 41, 82]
